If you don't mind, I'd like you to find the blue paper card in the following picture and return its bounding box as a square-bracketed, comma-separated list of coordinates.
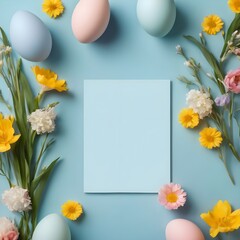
[84, 80, 171, 193]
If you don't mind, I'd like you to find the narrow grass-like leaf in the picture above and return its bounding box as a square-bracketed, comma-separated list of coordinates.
[31, 158, 59, 228]
[221, 14, 240, 58]
[0, 27, 10, 46]
[184, 36, 224, 79]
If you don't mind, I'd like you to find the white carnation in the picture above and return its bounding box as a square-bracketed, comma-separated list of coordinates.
[186, 89, 213, 119]
[2, 186, 32, 212]
[27, 107, 56, 134]
[0, 217, 18, 236]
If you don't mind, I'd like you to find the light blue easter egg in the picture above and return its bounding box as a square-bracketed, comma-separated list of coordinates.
[32, 214, 71, 240]
[10, 10, 52, 62]
[137, 0, 176, 37]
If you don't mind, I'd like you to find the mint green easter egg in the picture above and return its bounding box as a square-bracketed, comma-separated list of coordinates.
[137, 0, 176, 37]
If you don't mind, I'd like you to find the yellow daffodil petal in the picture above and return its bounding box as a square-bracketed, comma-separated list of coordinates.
[210, 227, 220, 238]
[0, 143, 11, 152]
[9, 134, 21, 144]
[212, 200, 231, 218]
[200, 213, 217, 228]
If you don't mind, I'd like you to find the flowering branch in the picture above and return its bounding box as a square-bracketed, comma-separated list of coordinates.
[0, 27, 68, 239]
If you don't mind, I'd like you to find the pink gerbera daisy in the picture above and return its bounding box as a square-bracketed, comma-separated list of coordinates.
[158, 183, 187, 210]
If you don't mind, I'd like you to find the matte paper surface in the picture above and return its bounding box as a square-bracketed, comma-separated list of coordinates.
[84, 80, 171, 193]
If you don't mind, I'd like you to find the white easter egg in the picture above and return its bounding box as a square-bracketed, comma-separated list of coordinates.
[71, 0, 110, 43]
[10, 10, 52, 62]
[137, 0, 176, 37]
[32, 214, 71, 240]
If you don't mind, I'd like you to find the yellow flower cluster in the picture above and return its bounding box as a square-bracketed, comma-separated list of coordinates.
[178, 109, 222, 149]
[201, 200, 240, 237]
[0, 114, 20, 152]
[32, 66, 68, 93]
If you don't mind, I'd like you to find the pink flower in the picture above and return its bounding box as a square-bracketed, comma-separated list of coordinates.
[0, 217, 19, 240]
[224, 68, 240, 93]
[158, 183, 187, 210]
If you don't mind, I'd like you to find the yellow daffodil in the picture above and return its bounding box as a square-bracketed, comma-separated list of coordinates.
[199, 127, 223, 149]
[61, 200, 83, 220]
[228, 0, 240, 13]
[0, 114, 20, 152]
[201, 200, 240, 237]
[202, 15, 224, 35]
[42, 0, 64, 18]
[32, 66, 68, 93]
[178, 108, 199, 128]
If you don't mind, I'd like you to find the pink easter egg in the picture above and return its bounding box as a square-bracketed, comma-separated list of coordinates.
[166, 219, 205, 240]
[71, 0, 110, 43]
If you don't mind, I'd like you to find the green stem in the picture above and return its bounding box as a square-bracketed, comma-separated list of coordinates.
[33, 134, 48, 178]
[218, 147, 235, 185]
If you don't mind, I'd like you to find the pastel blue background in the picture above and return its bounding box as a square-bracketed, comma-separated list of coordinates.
[1, 0, 240, 240]
[84, 80, 170, 193]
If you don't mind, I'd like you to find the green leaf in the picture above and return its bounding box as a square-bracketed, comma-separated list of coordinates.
[31, 158, 59, 193]
[17, 59, 37, 113]
[184, 35, 225, 93]
[31, 158, 59, 229]
[0, 27, 10, 46]
[221, 14, 240, 58]
[0, 90, 12, 111]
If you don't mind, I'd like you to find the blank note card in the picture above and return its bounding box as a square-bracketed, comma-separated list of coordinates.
[84, 80, 171, 193]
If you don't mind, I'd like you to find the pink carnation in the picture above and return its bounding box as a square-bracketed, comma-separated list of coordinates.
[224, 68, 240, 94]
[158, 183, 187, 210]
[0, 217, 19, 240]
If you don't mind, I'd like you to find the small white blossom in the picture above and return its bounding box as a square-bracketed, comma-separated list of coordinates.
[199, 32, 203, 38]
[186, 89, 213, 119]
[0, 217, 19, 239]
[4, 46, 12, 54]
[2, 186, 32, 212]
[27, 107, 56, 134]
[184, 61, 192, 67]
[232, 30, 238, 37]
[206, 73, 213, 78]
[176, 45, 182, 54]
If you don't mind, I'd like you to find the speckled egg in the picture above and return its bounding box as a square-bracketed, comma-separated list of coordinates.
[137, 0, 176, 37]
[71, 0, 110, 43]
[10, 10, 52, 62]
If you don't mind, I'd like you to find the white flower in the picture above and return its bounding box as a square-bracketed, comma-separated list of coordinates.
[176, 45, 182, 54]
[0, 217, 19, 239]
[27, 107, 56, 134]
[2, 186, 32, 212]
[184, 61, 192, 67]
[186, 89, 213, 119]
[4, 46, 12, 54]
